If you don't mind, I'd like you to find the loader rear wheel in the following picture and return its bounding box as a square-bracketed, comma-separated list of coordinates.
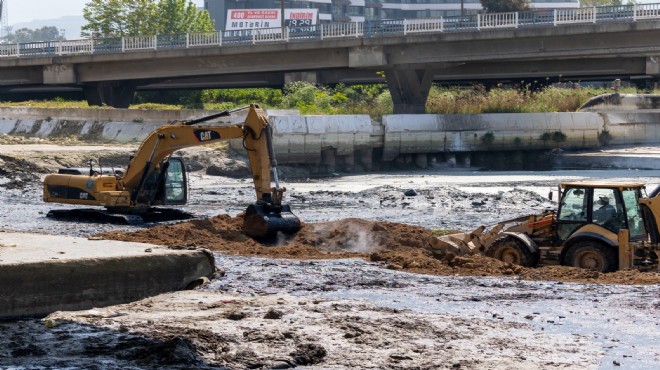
[486, 237, 538, 267]
[564, 241, 617, 273]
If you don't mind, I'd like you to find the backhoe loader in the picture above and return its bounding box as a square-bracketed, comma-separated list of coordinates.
[43, 104, 301, 240]
[431, 181, 660, 273]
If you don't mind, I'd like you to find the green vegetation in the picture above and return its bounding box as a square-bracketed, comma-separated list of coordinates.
[5, 26, 66, 43]
[480, 0, 530, 13]
[480, 131, 496, 146]
[598, 129, 614, 146]
[82, 0, 214, 37]
[540, 131, 567, 143]
[0, 83, 642, 117]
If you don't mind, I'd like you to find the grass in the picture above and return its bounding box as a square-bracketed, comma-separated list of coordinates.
[0, 85, 645, 117]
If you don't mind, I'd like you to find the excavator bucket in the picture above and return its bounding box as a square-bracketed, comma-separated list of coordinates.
[242, 203, 302, 241]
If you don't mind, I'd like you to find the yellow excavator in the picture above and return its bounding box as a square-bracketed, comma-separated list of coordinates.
[43, 104, 301, 240]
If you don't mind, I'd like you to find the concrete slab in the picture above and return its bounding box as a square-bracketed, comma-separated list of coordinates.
[555, 146, 660, 170]
[0, 231, 215, 320]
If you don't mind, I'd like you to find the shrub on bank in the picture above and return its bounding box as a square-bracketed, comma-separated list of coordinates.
[0, 84, 641, 117]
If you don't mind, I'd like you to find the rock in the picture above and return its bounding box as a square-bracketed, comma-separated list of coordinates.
[226, 311, 247, 320]
[404, 189, 417, 196]
[206, 158, 250, 178]
[291, 343, 327, 366]
[263, 308, 284, 319]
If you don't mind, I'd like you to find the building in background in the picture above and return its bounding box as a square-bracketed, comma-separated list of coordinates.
[0, 0, 8, 39]
[205, 0, 581, 31]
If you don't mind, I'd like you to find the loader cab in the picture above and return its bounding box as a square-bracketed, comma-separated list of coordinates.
[556, 182, 647, 242]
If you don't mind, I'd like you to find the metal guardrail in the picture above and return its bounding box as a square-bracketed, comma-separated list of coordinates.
[3, 3, 660, 58]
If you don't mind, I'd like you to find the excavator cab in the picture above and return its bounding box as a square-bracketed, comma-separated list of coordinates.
[133, 158, 188, 206]
[160, 158, 188, 205]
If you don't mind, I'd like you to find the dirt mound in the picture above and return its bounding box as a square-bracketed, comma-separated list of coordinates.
[97, 215, 660, 285]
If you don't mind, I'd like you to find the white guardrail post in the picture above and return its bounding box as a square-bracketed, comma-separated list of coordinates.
[515, 12, 519, 28]
[553, 9, 558, 26]
[153, 35, 157, 50]
[592, 6, 597, 23]
[477, 14, 481, 30]
[121, 37, 125, 52]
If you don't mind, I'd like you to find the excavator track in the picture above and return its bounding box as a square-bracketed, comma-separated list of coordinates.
[46, 208, 195, 225]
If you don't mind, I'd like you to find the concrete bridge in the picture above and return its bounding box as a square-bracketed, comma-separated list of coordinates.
[3, 4, 660, 112]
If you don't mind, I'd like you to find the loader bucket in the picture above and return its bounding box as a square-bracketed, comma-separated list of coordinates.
[242, 203, 301, 241]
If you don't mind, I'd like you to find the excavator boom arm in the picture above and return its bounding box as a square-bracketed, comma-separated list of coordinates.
[120, 105, 273, 202]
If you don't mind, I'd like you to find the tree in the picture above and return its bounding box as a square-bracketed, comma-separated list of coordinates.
[580, 1, 623, 6]
[5, 26, 66, 43]
[480, 0, 530, 13]
[156, 0, 214, 35]
[82, 0, 214, 37]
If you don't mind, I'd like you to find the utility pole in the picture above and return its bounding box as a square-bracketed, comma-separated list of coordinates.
[460, 0, 464, 19]
[281, 0, 285, 33]
[0, 0, 8, 40]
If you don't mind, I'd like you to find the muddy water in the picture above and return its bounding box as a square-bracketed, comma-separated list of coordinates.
[3, 168, 660, 369]
[210, 255, 660, 369]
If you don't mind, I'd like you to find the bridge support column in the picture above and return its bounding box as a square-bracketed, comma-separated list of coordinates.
[386, 68, 433, 114]
[83, 81, 137, 108]
[284, 71, 319, 85]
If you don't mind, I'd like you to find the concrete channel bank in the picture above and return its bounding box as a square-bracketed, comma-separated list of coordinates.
[2, 96, 660, 170]
[0, 231, 215, 319]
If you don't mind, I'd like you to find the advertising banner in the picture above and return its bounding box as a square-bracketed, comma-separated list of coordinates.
[226, 9, 318, 31]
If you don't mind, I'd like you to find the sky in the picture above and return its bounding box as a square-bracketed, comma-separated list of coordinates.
[7, 0, 205, 25]
[6, 0, 660, 25]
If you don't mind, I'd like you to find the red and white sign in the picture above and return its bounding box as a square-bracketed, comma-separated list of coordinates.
[226, 9, 318, 31]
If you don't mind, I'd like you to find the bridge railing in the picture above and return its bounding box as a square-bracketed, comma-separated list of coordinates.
[636, 3, 660, 20]
[596, 5, 634, 22]
[253, 27, 287, 44]
[56, 40, 94, 55]
[321, 22, 363, 39]
[443, 15, 479, 32]
[188, 32, 222, 47]
[3, 3, 660, 58]
[0, 44, 19, 57]
[403, 18, 444, 34]
[91, 38, 122, 54]
[123, 36, 157, 51]
[478, 12, 519, 29]
[16, 41, 55, 57]
[554, 7, 596, 25]
[156, 34, 187, 49]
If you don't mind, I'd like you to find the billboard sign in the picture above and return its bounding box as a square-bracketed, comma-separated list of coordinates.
[226, 9, 318, 31]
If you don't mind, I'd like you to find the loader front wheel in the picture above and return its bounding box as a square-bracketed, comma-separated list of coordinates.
[486, 237, 538, 267]
[564, 241, 617, 273]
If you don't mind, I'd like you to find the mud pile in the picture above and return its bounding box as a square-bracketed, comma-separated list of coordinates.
[98, 215, 660, 285]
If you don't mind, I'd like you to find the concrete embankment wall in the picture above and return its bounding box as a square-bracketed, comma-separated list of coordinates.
[2, 107, 660, 168]
[0, 232, 215, 319]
